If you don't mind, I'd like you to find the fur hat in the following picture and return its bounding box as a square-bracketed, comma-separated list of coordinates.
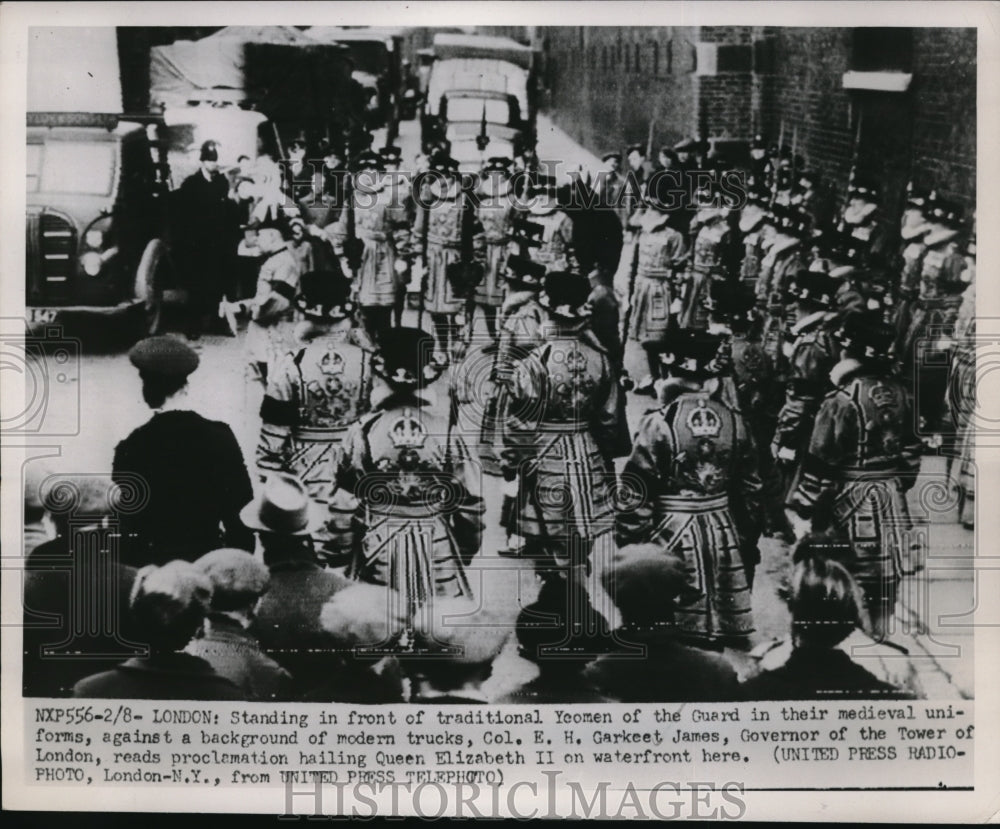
[129, 335, 199, 379]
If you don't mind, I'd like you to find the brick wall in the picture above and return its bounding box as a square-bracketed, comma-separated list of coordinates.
[477, 25, 976, 218]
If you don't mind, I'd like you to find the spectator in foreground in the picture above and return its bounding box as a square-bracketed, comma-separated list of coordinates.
[410, 597, 511, 705]
[496, 580, 614, 703]
[584, 544, 741, 702]
[740, 546, 913, 700]
[186, 548, 292, 701]
[73, 561, 243, 700]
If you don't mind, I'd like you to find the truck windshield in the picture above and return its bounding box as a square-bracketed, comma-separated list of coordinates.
[344, 42, 389, 76]
[447, 97, 512, 124]
[36, 142, 116, 195]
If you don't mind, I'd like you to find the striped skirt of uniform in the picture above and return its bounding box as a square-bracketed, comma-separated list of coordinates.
[628, 274, 673, 341]
[647, 496, 754, 642]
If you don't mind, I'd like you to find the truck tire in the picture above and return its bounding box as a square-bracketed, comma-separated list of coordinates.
[135, 238, 168, 337]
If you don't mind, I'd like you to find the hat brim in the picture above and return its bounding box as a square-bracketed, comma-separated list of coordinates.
[239, 495, 327, 537]
[538, 293, 592, 320]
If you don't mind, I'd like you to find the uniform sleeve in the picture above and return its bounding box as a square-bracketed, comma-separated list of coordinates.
[616, 411, 668, 545]
[559, 214, 579, 273]
[504, 351, 545, 460]
[788, 394, 857, 517]
[257, 354, 298, 473]
[447, 428, 486, 563]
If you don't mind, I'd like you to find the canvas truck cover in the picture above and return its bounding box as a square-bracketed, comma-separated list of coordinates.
[28, 27, 122, 113]
[431, 33, 534, 70]
[426, 58, 530, 118]
[149, 26, 354, 118]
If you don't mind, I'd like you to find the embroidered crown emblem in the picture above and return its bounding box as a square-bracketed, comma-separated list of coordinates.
[389, 412, 428, 448]
[869, 383, 898, 409]
[319, 349, 346, 376]
[686, 402, 722, 438]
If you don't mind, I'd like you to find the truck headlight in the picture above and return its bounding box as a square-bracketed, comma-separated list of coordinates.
[84, 229, 103, 249]
[81, 251, 102, 276]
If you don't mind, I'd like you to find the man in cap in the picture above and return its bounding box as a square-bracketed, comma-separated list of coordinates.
[619, 172, 689, 395]
[584, 545, 740, 701]
[413, 154, 487, 365]
[900, 199, 967, 433]
[788, 316, 922, 640]
[771, 270, 842, 501]
[23, 474, 142, 697]
[409, 597, 512, 704]
[474, 157, 518, 338]
[335, 327, 484, 626]
[257, 272, 372, 565]
[73, 561, 244, 700]
[756, 205, 808, 366]
[504, 272, 623, 598]
[329, 149, 413, 347]
[186, 548, 292, 700]
[113, 336, 254, 566]
[616, 329, 761, 646]
[172, 139, 239, 339]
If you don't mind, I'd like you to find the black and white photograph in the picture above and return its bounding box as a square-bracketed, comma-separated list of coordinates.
[3, 1, 997, 820]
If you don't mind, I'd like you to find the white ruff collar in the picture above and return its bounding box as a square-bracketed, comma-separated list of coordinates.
[830, 358, 863, 387]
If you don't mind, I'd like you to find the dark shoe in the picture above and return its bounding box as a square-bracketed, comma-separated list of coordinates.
[633, 376, 656, 396]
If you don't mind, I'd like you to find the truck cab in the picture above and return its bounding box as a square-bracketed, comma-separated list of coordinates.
[26, 112, 172, 335]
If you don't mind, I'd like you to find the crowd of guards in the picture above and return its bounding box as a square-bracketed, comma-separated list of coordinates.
[23, 128, 975, 703]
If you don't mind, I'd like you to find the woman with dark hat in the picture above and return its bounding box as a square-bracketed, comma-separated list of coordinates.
[257, 271, 372, 565]
[788, 315, 922, 641]
[414, 154, 486, 365]
[616, 328, 762, 646]
[334, 327, 485, 626]
[504, 271, 622, 595]
[113, 336, 254, 566]
[620, 172, 689, 395]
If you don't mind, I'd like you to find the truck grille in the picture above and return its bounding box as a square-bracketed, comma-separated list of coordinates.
[26, 211, 76, 304]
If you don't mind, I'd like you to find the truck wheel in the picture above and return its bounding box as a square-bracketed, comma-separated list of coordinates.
[135, 238, 168, 337]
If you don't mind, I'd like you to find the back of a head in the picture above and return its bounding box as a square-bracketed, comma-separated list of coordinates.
[412, 597, 512, 691]
[320, 584, 407, 654]
[129, 561, 213, 652]
[789, 555, 865, 650]
[194, 548, 270, 612]
[516, 585, 611, 671]
[601, 544, 692, 637]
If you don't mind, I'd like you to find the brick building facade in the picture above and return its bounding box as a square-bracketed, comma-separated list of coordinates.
[481, 26, 976, 223]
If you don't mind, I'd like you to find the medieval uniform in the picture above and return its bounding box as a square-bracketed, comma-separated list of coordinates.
[738, 191, 774, 290]
[415, 159, 486, 361]
[336, 328, 484, 623]
[900, 203, 966, 430]
[524, 176, 578, 274]
[756, 208, 807, 369]
[329, 154, 412, 345]
[505, 273, 620, 587]
[679, 206, 738, 330]
[623, 206, 688, 342]
[257, 275, 372, 564]
[474, 162, 517, 324]
[771, 272, 842, 498]
[244, 233, 303, 384]
[789, 319, 922, 635]
[617, 330, 762, 644]
[840, 182, 892, 272]
[949, 252, 976, 529]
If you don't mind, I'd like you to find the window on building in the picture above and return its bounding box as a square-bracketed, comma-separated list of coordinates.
[634, 43, 641, 73]
[624, 44, 631, 72]
[850, 27, 914, 72]
[652, 41, 660, 76]
[602, 45, 608, 70]
[667, 39, 674, 74]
